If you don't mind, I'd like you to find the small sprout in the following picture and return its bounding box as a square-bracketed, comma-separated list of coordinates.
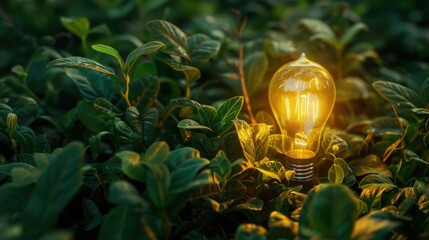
[332, 144, 339, 153]
[6, 113, 17, 129]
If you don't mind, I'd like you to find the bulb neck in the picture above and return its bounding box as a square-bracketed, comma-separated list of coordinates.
[285, 155, 314, 182]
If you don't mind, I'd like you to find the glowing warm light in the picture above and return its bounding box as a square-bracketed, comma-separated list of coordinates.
[269, 53, 336, 162]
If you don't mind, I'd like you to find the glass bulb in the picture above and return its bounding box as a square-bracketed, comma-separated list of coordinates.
[269, 53, 335, 174]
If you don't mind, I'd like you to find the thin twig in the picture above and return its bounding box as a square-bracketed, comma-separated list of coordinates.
[232, 9, 255, 124]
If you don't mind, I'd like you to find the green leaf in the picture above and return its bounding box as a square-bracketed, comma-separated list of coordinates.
[166, 147, 201, 170]
[340, 23, 368, 46]
[177, 119, 213, 132]
[154, 52, 200, 83]
[234, 224, 267, 240]
[359, 173, 396, 189]
[233, 119, 256, 163]
[11, 65, 28, 79]
[359, 185, 395, 210]
[162, 98, 201, 120]
[141, 141, 170, 166]
[255, 111, 275, 130]
[109, 181, 145, 207]
[143, 108, 158, 143]
[146, 20, 190, 61]
[117, 151, 146, 182]
[0, 183, 34, 215]
[300, 184, 356, 239]
[24, 142, 84, 237]
[169, 157, 210, 193]
[268, 211, 296, 239]
[60, 16, 90, 40]
[125, 106, 142, 133]
[328, 164, 345, 184]
[372, 81, 422, 108]
[76, 101, 109, 133]
[82, 199, 102, 231]
[47, 56, 115, 76]
[89, 23, 111, 35]
[187, 33, 220, 62]
[130, 77, 160, 111]
[299, 18, 337, 47]
[252, 124, 272, 162]
[256, 160, 283, 182]
[210, 152, 232, 180]
[64, 69, 98, 102]
[197, 105, 217, 127]
[146, 164, 170, 208]
[92, 44, 125, 71]
[322, 133, 348, 155]
[351, 211, 400, 239]
[336, 77, 370, 101]
[8, 96, 38, 124]
[99, 206, 150, 240]
[11, 167, 39, 185]
[404, 149, 429, 165]
[349, 154, 392, 177]
[216, 96, 243, 134]
[93, 97, 122, 116]
[125, 41, 166, 73]
[244, 52, 268, 95]
[0, 163, 35, 176]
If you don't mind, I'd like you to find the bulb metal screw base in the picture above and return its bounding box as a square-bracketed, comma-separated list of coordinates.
[285, 158, 314, 182]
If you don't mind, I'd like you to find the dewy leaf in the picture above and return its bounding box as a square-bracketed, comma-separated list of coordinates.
[91, 44, 125, 71]
[372, 81, 422, 108]
[187, 33, 221, 62]
[177, 119, 213, 132]
[24, 142, 84, 237]
[146, 20, 190, 61]
[47, 56, 115, 76]
[233, 119, 256, 164]
[244, 51, 268, 95]
[60, 16, 90, 40]
[125, 41, 166, 72]
[340, 23, 368, 46]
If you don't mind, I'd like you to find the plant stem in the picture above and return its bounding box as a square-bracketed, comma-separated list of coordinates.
[185, 80, 191, 99]
[161, 211, 171, 240]
[122, 74, 132, 107]
[234, 10, 255, 124]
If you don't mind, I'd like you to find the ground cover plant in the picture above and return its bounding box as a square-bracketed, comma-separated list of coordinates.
[0, 0, 428, 239]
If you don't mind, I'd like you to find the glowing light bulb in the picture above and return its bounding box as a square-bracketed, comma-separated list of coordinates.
[268, 53, 336, 181]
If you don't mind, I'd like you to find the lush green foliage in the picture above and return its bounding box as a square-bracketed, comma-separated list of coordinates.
[1, 1, 428, 239]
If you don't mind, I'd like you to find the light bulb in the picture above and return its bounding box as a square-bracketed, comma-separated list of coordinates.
[268, 53, 336, 182]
